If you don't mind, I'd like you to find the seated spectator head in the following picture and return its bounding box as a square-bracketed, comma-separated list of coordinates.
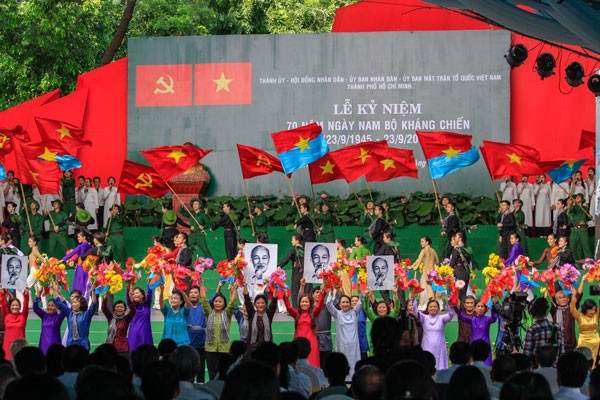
[448, 341, 471, 366]
[589, 365, 600, 398]
[88, 352, 117, 371]
[279, 342, 299, 367]
[529, 297, 549, 319]
[250, 341, 281, 378]
[385, 360, 435, 400]
[157, 339, 177, 360]
[499, 372, 553, 400]
[370, 317, 401, 356]
[292, 337, 311, 361]
[9, 338, 28, 360]
[491, 355, 517, 383]
[46, 344, 65, 378]
[351, 365, 384, 400]
[4, 374, 69, 400]
[230, 340, 247, 360]
[14, 347, 45, 376]
[94, 343, 118, 358]
[221, 360, 280, 400]
[422, 351, 437, 376]
[575, 347, 594, 370]
[62, 344, 89, 373]
[557, 351, 588, 388]
[141, 360, 179, 400]
[169, 346, 200, 383]
[324, 352, 350, 386]
[76, 365, 137, 400]
[0, 365, 17, 399]
[535, 345, 557, 368]
[114, 354, 133, 382]
[131, 344, 159, 378]
[510, 353, 533, 372]
[447, 365, 490, 400]
[471, 339, 491, 364]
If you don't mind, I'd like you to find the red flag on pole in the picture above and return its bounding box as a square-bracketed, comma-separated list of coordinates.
[480, 141, 542, 179]
[365, 148, 418, 182]
[141, 145, 212, 182]
[236, 144, 284, 179]
[308, 153, 345, 184]
[119, 160, 169, 197]
[327, 141, 389, 182]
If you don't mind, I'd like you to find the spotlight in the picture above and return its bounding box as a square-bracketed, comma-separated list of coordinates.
[535, 52, 556, 79]
[588, 73, 600, 96]
[565, 62, 584, 87]
[504, 44, 528, 68]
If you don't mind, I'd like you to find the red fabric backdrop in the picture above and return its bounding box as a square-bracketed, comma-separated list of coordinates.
[332, 0, 596, 162]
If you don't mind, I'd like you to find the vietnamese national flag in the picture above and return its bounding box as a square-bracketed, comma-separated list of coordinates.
[308, 153, 345, 184]
[480, 140, 542, 179]
[13, 140, 61, 190]
[35, 118, 92, 155]
[0, 124, 23, 156]
[366, 148, 418, 182]
[136, 64, 193, 107]
[327, 141, 389, 183]
[236, 144, 284, 179]
[195, 62, 252, 106]
[141, 144, 212, 182]
[119, 160, 170, 197]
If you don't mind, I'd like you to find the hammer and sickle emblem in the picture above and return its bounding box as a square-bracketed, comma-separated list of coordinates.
[0, 134, 9, 149]
[256, 154, 272, 167]
[135, 173, 153, 189]
[154, 75, 175, 95]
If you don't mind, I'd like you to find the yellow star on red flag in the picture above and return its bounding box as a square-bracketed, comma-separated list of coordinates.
[320, 160, 336, 174]
[167, 149, 187, 164]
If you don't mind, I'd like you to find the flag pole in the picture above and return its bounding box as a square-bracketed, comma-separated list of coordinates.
[164, 181, 207, 234]
[349, 182, 373, 221]
[43, 194, 56, 227]
[310, 183, 321, 226]
[285, 176, 302, 216]
[19, 182, 33, 235]
[490, 179, 502, 208]
[366, 181, 374, 202]
[557, 182, 592, 218]
[242, 179, 256, 236]
[431, 179, 444, 223]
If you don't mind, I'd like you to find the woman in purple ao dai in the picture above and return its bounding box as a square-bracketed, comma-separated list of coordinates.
[455, 300, 498, 365]
[411, 297, 454, 371]
[62, 231, 92, 295]
[33, 294, 65, 354]
[127, 286, 154, 351]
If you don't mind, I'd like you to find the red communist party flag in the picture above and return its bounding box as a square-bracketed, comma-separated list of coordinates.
[480, 140, 542, 179]
[141, 144, 212, 181]
[308, 153, 345, 184]
[195, 63, 252, 105]
[328, 141, 389, 182]
[119, 160, 169, 197]
[136, 64, 193, 107]
[366, 148, 418, 182]
[236, 144, 284, 179]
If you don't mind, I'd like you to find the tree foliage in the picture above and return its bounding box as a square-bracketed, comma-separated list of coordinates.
[0, 0, 357, 110]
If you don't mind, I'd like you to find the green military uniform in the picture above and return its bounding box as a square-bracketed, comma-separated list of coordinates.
[20, 200, 44, 255]
[252, 212, 268, 240]
[360, 211, 375, 250]
[179, 204, 213, 258]
[568, 203, 593, 260]
[349, 244, 371, 261]
[105, 211, 126, 263]
[438, 206, 450, 257]
[22, 184, 34, 202]
[513, 209, 529, 255]
[318, 211, 335, 243]
[45, 204, 68, 258]
[61, 176, 76, 217]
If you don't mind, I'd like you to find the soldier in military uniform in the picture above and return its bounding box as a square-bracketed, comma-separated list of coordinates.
[249, 203, 268, 242]
[20, 199, 44, 255]
[512, 199, 529, 255]
[569, 193, 593, 260]
[66, 203, 95, 239]
[441, 202, 460, 258]
[295, 203, 316, 243]
[179, 198, 212, 258]
[105, 204, 126, 264]
[497, 200, 516, 259]
[158, 202, 189, 251]
[2, 202, 21, 252]
[317, 202, 335, 243]
[211, 201, 237, 260]
[44, 199, 68, 257]
[61, 170, 76, 218]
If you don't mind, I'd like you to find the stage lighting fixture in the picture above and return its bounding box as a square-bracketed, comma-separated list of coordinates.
[535, 53, 556, 79]
[588, 73, 600, 96]
[504, 44, 528, 68]
[565, 62, 584, 87]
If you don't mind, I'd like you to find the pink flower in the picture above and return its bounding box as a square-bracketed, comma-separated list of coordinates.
[455, 280, 466, 289]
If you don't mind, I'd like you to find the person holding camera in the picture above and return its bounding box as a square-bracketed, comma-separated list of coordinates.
[570, 272, 600, 366]
[523, 297, 565, 365]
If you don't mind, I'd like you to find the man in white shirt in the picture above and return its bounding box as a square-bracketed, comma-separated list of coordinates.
[280, 341, 312, 398]
[102, 176, 120, 228]
[294, 337, 328, 390]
